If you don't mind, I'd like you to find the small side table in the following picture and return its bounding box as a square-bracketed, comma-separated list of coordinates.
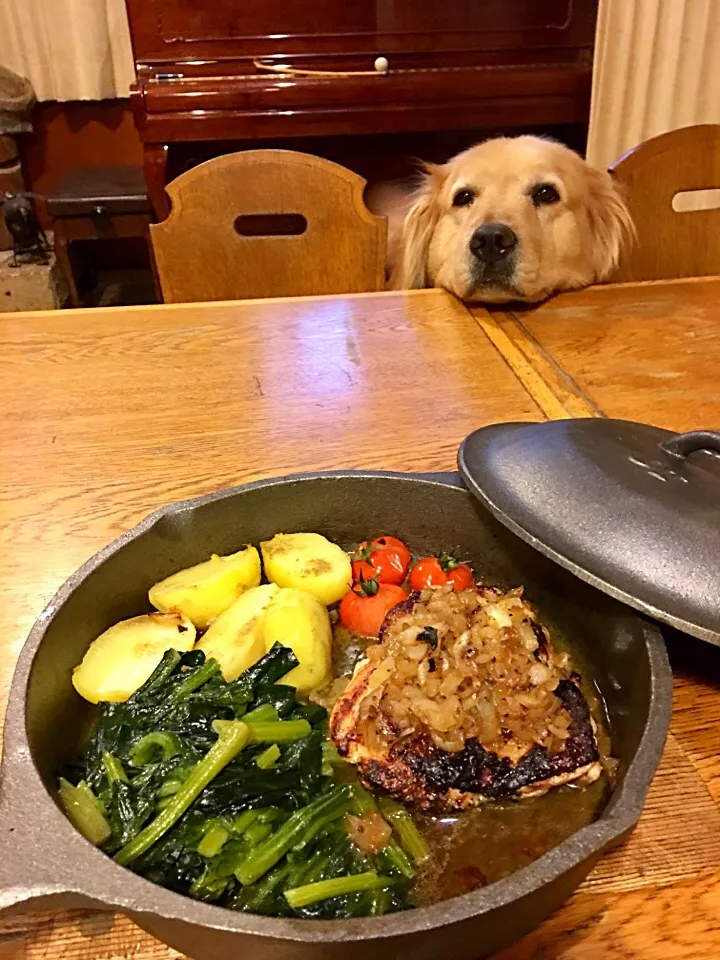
[46, 166, 154, 307]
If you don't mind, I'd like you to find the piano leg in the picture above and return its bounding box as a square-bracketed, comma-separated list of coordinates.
[144, 143, 170, 221]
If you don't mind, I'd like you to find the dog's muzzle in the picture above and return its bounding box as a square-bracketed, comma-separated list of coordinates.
[468, 222, 518, 293]
[469, 222, 518, 266]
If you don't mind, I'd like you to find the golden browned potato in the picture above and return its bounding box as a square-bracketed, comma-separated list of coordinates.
[72, 613, 196, 704]
[263, 588, 332, 693]
[195, 584, 279, 681]
[148, 546, 261, 628]
[260, 533, 351, 606]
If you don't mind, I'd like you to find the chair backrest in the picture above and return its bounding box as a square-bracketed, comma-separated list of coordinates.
[150, 150, 387, 303]
[609, 125, 720, 282]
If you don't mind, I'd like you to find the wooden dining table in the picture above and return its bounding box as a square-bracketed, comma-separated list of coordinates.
[2, 276, 720, 960]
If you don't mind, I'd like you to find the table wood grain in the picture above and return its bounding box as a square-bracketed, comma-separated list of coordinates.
[467, 277, 720, 958]
[0, 290, 540, 733]
[477, 276, 720, 428]
[2, 282, 720, 959]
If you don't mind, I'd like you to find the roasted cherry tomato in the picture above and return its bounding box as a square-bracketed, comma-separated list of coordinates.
[350, 536, 411, 586]
[408, 554, 474, 592]
[339, 577, 408, 637]
[446, 564, 474, 591]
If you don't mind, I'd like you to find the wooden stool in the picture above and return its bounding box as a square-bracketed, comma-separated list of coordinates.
[46, 167, 153, 307]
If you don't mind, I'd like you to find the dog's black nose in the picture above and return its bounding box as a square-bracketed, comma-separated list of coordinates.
[469, 223, 518, 264]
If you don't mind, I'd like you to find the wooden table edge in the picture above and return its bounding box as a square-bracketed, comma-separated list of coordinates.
[0, 287, 462, 324]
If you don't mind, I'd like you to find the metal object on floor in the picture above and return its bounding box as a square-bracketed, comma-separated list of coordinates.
[2, 191, 49, 266]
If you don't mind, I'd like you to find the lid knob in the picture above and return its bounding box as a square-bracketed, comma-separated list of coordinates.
[660, 430, 720, 460]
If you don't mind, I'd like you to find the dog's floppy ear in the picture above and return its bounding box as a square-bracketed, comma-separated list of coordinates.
[393, 162, 446, 289]
[583, 165, 635, 281]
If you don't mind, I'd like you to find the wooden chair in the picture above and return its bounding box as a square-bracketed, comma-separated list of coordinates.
[609, 125, 720, 282]
[150, 150, 387, 303]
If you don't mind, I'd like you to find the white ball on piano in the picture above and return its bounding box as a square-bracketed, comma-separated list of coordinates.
[374, 56, 389, 74]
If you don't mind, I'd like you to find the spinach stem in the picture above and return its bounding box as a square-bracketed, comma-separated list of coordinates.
[380, 840, 415, 879]
[213, 718, 311, 743]
[232, 809, 262, 835]
[246, 720, 311, 742]
[115, 720, 250, 867]
[102, 752, 128, 784]
[243, 703, 279, 723]
[284, 871, 393, 909]
[129, 731, 182, 766]
[322, 740, 344, 767]
[349, 781, 378, 815]
[256, 744, 281, 769]
[58, 779, 111, 846]
[198, 822, 230, 858]
[235, 785, 351, 886]
[378, 797, 430, 863]
[243, 821, 273, 846]
[172, 658, 221, 701]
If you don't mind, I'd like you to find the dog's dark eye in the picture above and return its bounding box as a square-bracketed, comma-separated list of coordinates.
[452, 188, 475, 208]
[531, 183, 561, 206]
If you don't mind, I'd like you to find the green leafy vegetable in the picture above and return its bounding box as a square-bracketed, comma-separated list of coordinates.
[256, 745, 281, 770]
[198, 821, 231, 858]
[60, 645, 411, 919]
[115, 719, 251, 866]
[235, 784, 352, 885]
[58, 778, 111, 845]
[378, 797, 430, 863]
[129, 731, 182, 766]
[102, 752, 128, 784]
[285, 871, 394, 908]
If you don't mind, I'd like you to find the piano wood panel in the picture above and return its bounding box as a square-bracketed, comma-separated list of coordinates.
[124, 0, 598, 218]
[127, 0, 593, 61]
[158, 0, 575, 42]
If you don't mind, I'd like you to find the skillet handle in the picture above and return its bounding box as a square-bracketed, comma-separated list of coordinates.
[661, 430, 720, 459]
[0, 767, 94, 916]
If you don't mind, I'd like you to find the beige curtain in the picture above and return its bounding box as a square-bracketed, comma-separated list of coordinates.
[0, 0, 135, 101]
[588, 0, 720, 171]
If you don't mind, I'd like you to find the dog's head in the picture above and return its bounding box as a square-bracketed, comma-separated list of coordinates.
[394, 136, 634, 303]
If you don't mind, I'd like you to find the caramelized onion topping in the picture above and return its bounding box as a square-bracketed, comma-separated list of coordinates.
[359, 585, 574, 759]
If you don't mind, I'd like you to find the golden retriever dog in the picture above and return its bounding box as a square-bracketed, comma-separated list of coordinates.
[370, 136, 634, 304]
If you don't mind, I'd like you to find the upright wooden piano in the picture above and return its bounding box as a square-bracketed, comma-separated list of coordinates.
[125, 0, 599, 219]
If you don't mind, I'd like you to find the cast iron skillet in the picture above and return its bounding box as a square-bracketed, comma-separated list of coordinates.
[0, 472, 672, 960]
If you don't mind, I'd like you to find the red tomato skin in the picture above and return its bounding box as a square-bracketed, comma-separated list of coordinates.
[339, 583, 408, 637]
[367, 549, 406, 585]
[351, 536, 411, 586]
[409, 557, 475, 592]
[446, 564, 474, 591]
[351, 558, 376, 582]
[371, 536, 411, 571]
[408, 558, 447, 591]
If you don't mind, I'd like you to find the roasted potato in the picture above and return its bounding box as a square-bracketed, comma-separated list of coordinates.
[260, 533, 351, 606]
[148, 546, 261, 628]
[195, 584, 279, 681]
[263, 587, 333, 693]
[72, 613, 196, 704]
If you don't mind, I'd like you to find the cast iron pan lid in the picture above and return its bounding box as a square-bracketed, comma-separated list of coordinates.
[458, 418, 720, 645]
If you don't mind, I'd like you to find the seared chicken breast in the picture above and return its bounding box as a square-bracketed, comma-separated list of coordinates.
[330, 585, 601, 812]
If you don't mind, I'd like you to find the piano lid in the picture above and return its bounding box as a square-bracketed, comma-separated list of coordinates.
[125, 0, 598, 68]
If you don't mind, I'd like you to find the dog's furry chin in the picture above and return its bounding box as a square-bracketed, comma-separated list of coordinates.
[466, 286, 523, 304]
[373, 136, 634, 305]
